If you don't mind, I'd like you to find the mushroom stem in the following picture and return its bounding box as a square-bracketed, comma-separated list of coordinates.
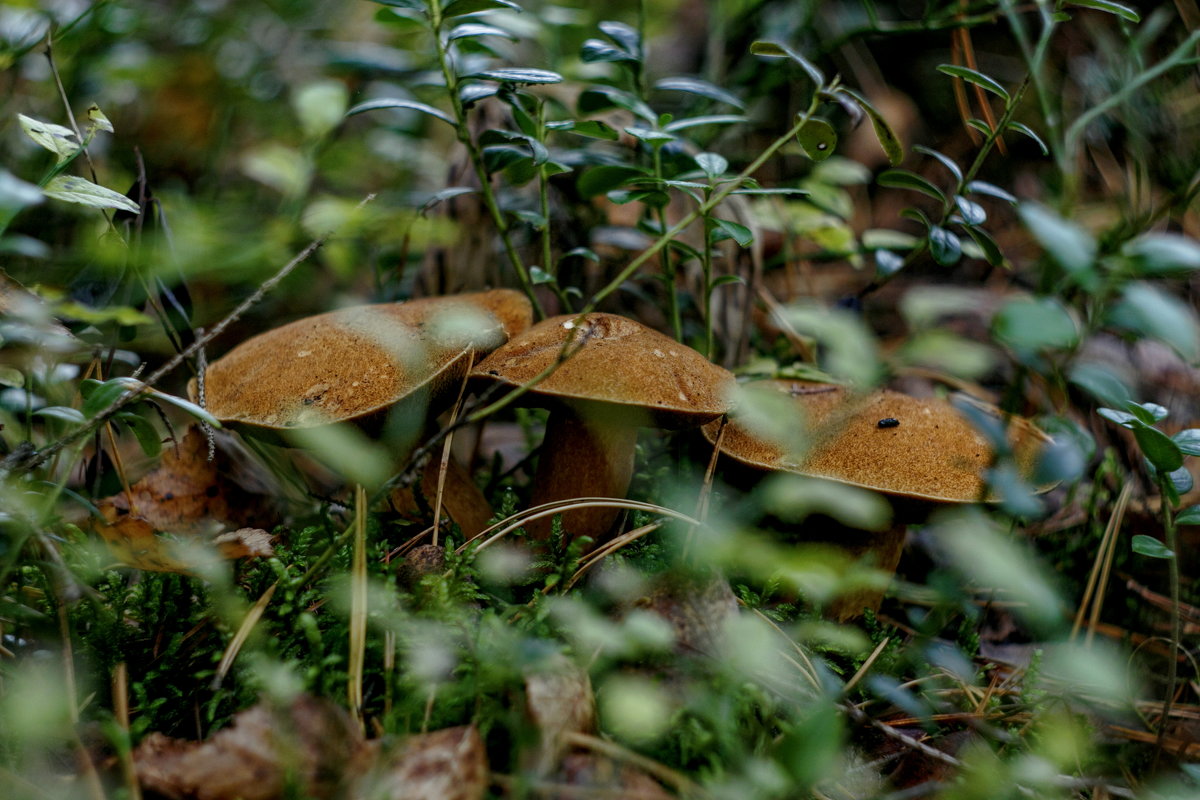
[527, 411, 638, 546]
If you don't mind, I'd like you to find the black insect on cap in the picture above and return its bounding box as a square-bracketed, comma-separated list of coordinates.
[877, 417, 900, 428]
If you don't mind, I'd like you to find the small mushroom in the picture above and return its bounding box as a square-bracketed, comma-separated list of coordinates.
[193, 290, 531, 535]
[703, 379, 1053, 618]
[472, 313, 734, 547]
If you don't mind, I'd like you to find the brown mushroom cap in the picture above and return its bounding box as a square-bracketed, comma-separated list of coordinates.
[471, 313, 734, 427]
[197, 289, 531, 431]
[704, 379, 1052, 502]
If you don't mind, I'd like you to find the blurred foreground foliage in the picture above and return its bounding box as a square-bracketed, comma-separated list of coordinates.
[3, 0, 1200, 798]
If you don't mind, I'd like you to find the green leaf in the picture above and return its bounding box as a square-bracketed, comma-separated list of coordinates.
[1131, 534, 1174, 559]
[34, 406, 86, 425]
[441, 0, 521, 17]
[711, 274, 746, 288]
[1177, 505, 1200, 525]
[1067, 0, 1140, 22]
[346, 98, 454, 125]
[748, 41, 824, 86]
[85, 103, 114, 135]
[1007, 121, 1049, 155]
[928, 226, 962, 266]
[116, 412, 163, 458]
[992, 297, 1080, 353]
[564, 120, 619, 140]
[694, 152, 728, 179]
[1097, 407, 1138, 428]
[710, 218, 754, 247]
[862, 229, 919, 250]
[149, 389, 222, 427]
[1170, 465, 1194, 496]
[662, 114, 746, 132]
[0, 366, 23, 388]
[529, 266, 556, 285]
[913, 145, 964, 184]
[966, 180, 1017, 204]
[1172, 429, 1200, 457]
[577, 87, 657, 123]
[448, 23, 517, 41]
[1133, 423, 1183, 473]
[581, 39, 638, 63]
[936, 64, 1010, 103]
[559, 247, 599, 263]
[44, 175, 140, 214]
[1127, 401, 1168, 424]
[1109, 282, 1200, 361]
[421, 186, 477, 213]
[577, 165, 647, 197]
[878, 169, 946, 203]
[795, 117, 837, 161]
[17, 114, 79, 162]
[655, 77, 744, 109]
[468, 68, 563, 85]
[1122, 233, 1200, 276]
[836, 87, 904, 166]
[1018, 202, 1097, 280]
[623, 126, 676, 146]
[599, 20, 641, 54]
[81, 378, 134, 418]
[954, 196, 987, 226]
[371, 0, 426, 9]
[962, 225, 1004, 266]
[460, 85, 499, 105]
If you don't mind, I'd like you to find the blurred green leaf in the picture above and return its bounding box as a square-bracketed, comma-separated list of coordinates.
[116, 412, 163, 458]
[1109, 283, 1200, 361]
[1070, 363, 1131, 406]
[0, 170, 43, 212]
[441, 0, 520, 16]
[1018, 202, 1097, 281]
[662, 114, 747, 132]
[710, 217, 753, 246]
[1007, 121, 1049, 155]
[1177, 505, 1200, 525]
[694, 152, 728, 179]
[448, 22, 516, 41]
[954, 196, 987, 226]
[962, 225, 1004, 266]
[34, 406, 86, 425]
[1121, 233, 1200, 276]
[914, 145, 964, 184]
[993, 297, 1079, 353]
[292, 80, 349, 139]
[581, 39, 637, 63]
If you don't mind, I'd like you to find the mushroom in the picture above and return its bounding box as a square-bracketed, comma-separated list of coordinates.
[702, 379, 1053, 618]
[193, 289, 532, 535]
[471, 313, 734, 547]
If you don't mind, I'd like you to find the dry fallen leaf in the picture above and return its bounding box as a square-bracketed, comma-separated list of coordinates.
[523, 655, 595, 774]
[551, 753, 672, 800]
[135, 695, 367, 800]
[350, 725, 489, 800]
[93, 425, 281, 571]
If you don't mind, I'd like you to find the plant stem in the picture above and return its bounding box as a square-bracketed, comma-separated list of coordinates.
[584, 99, 819, 312]
[1154, 475, 1182, 754]
[427, 0, 545, 319]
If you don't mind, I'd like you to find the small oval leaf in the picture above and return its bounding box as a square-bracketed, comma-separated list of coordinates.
[795, 117, 837, 161]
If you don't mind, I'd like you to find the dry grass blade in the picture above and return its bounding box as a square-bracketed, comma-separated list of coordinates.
[349, 484, 368, 730]
[1071, 480, 1132, 644]
[113, 662, 143, 800]
[565, 521, 665, 591]
[456, 499, 701, 554]
[844, 636, 891, 694]
[212, 581, 278, 689]
[563, 732, 712, 799]
[433, 352, 474, 547]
